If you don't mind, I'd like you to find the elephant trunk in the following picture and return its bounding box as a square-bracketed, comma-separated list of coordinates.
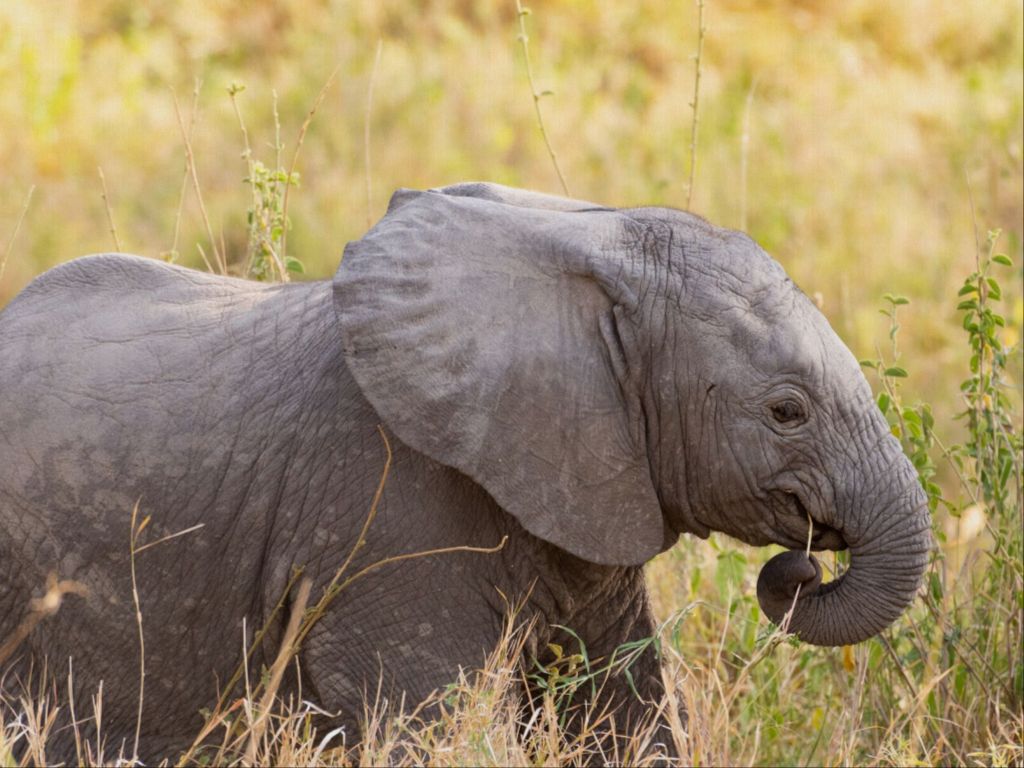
[757, 460, 932, 647]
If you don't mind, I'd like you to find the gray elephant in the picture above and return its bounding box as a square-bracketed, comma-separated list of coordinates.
[0, 182, 930, 762]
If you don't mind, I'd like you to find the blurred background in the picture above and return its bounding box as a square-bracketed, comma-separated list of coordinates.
[1, 3, 1022, 763]
[1, 0, 1021, 438]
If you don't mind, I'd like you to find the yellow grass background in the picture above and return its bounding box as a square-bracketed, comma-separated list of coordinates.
[1, 1, 1022, 765]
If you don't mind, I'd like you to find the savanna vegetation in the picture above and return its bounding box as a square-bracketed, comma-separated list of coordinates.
[1, 1, 1022, 765]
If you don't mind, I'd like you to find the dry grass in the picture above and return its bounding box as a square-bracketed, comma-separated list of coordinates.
[3, 577, 1019, 767]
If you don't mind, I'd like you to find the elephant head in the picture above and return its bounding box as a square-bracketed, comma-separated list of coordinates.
[333, 182, 931, 647]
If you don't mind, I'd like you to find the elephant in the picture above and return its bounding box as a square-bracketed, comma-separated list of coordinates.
[0, 182, 931, 762]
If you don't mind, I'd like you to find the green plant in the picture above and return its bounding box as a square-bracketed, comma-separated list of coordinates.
[852, 231, 1023, 765]
[228, 83, 305, 282]
[244, 160, 303, 281]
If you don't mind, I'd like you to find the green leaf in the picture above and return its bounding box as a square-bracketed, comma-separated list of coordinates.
[883, 293, 910, 306]
[859, 359, 878, 370]
[884, 366, 908, 378]
[285, 256, 305, 274]
[714, 549, 747, 597]
[957, 284, 978, 296]
[928, 572, 943, 602]
[985, 278, 1001, 299]
[956, 299, 978, 311]
[992, 253, 1012, 266]
[920, 406, 934, 430]
[877, 392, 891, 414]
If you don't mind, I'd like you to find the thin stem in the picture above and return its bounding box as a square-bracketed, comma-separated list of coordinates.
[163, 87, 200, 264]
[282, 66, 339, 264]
[243, 578, 312, 766]
[172, 80, 226, 274]
[1, 185, 35, 284]
[515, 1, 570, 195]
[228, 84, 258, 276]
[365, 40, 383, 228]
[686, 0, 707, 211]
[133, 523, 205, 555]
[267, 90, 288, 282]
[97, 167, 123, 252]
[129, 501, 146, 763]
[0, 572, 87, 666]
[739, 79, 757, 231]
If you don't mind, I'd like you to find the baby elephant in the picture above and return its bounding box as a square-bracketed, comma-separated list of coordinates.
[0, 183, 930, 761]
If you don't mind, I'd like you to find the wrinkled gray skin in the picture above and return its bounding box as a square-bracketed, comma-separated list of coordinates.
[0, 183, 930, 762]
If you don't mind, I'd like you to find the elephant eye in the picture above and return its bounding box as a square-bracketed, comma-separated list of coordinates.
[771, 399, 805, 424]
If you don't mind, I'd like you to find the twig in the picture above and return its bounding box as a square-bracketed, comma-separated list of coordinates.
[129, 501, 146, 763]
[293, 426, 507, 648]
[739, 78, 758, 231]
[364, 39, 383, 228]
[515, 1, 570, 196]
[205, 566, 306, 726]
[686, 0, 707, 211]
[194, 243, 214, 274]
[126, 504, 205, 761]
[1, 185, 35, 284]
[265, 90, 289, 281]
[333, 426, 392, 579]
[228, 82, 258, 275]
[780, 510, 814, 635]
[726, 509, 814, 703]
[133, 523, 206, 555]
[163, 87, 200, 264]
[97, 167, 123, 252]
[68, 658, 84, 766]
[171, 80, 225, 274]
[282, 65, 340, 263]
[0, 572, 88, 666]
[244, 578, 312, 766]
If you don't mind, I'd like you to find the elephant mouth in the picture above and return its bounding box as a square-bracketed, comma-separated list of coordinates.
[772, 490, 848, 552]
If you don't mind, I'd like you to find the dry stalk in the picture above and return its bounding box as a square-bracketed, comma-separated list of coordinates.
[243, 578, 313, 766]
[686, 0, 707, 211]
[127, 502, 205, 763]
[228, 83, 258, 276]
[97, 166, 123, 252]
[281, 65, 340, 264]
[171, 80, 225, 274]
[722, 511, 814, 710]
[515, 1, 570, 196]
[0, 573, 88, 667]
[1, 185, 35, 284]
[66, 659, 84, 767]
[164, 86, 200, 264]
[129, 501, 147, 761]
[364, 39, 384, 228]
[739, 78, 758, 231]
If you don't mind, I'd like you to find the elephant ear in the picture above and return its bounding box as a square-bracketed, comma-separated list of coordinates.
[333, 185, 666, 566]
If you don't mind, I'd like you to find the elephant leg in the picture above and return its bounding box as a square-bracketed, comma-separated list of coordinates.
[532, 575, 681, 764]
[295, 558, 508, 743]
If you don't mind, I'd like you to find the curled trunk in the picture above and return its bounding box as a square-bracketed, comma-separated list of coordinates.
[757, 468, 932, 647]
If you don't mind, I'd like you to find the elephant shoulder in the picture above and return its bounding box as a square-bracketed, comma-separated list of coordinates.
[0, 254, 272, 367]
[12, 253, 246, 302]
[1, 253, 262, 331]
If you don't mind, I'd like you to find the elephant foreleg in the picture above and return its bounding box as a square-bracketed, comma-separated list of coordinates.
[531, 575, 681, 764]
